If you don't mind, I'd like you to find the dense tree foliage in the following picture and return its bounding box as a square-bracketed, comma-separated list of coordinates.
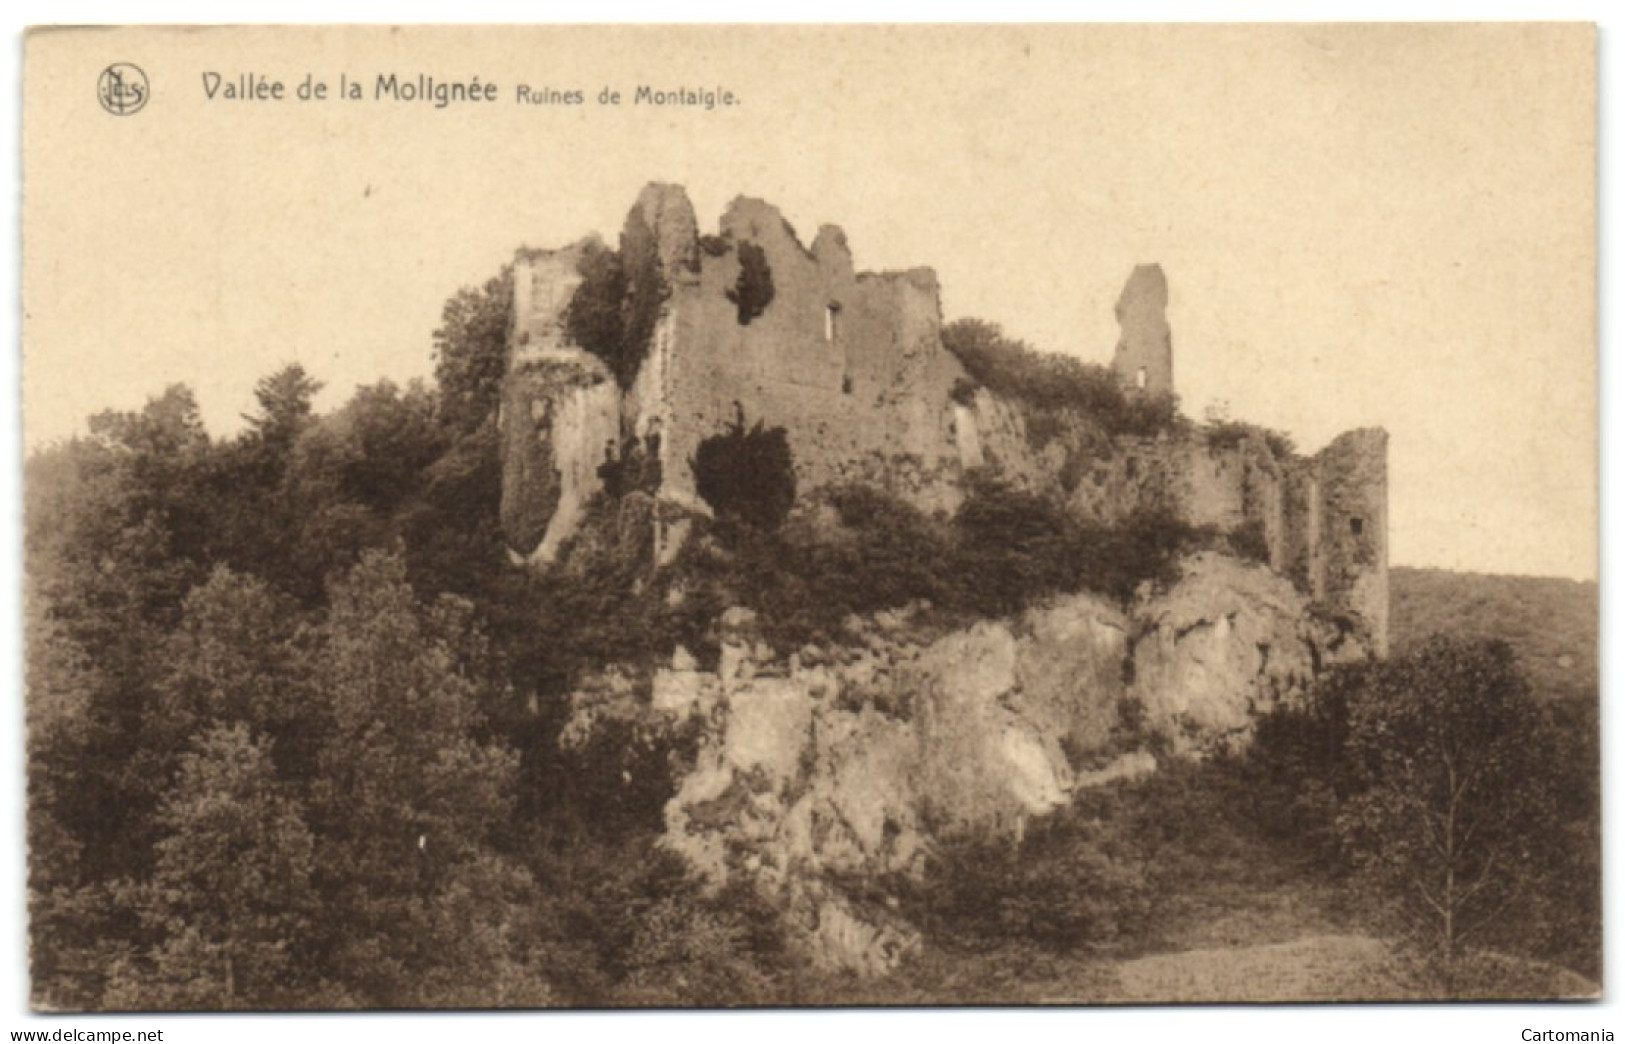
[433, 267, 512, 435]
[22, 266, 809, 1007]
[726, 241, 775, 325]
[1338, 641, 1562, 971]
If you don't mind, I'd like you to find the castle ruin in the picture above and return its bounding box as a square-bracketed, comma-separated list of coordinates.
[1111, 263, 1174, 399]
[498, 183, 1388, 653]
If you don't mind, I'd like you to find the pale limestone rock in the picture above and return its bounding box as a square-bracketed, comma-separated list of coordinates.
[1130, 551, 1352, 754]
[594, 555, 1367, 975]
[806, 893, 920, 976]
[655, 590, 1142, 972]
[650, 665, 712, 716]
[910, 620, 1077, 834]
[503, 185, 975, 562]
[801, 705, 922, 875]
[1074, 750, 1158, 789]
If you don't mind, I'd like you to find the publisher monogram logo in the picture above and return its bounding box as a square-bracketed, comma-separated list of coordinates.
[97, 63, 149, 115]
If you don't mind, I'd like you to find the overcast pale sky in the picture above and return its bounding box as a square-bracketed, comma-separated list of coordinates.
[23, 24, 1596, 579]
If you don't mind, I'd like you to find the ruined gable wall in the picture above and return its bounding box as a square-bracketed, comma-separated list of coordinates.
[950, 254, 1383, 650]
[649, 196, 967, 516]
[1242, 439, 1289, 572]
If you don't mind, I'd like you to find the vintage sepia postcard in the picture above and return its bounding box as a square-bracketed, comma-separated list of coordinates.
[20, 23, 1598, 1011]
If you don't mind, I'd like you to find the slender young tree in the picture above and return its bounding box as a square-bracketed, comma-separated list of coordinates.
[1336, 638, 1560, 981]
[433, 267, 513, 434]
[243, 364, 323, 454]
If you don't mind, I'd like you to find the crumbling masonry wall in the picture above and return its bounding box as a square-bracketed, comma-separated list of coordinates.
[501, 183, 970, 569]
[636, 190, 966, 519]
[968, 408, 1389, 646]
[497, 183, 1388, 651]
[1111, 264, 1174, 398]
[1309, 428, 1390, 655]
[500, 239, 622, 564]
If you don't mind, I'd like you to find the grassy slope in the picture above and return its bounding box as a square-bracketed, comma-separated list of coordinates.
[1390, 566, 1598, 703]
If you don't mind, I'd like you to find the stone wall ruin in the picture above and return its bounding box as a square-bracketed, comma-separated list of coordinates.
[1111, 263, 1174, 399]
[497, 183, 1389, 650]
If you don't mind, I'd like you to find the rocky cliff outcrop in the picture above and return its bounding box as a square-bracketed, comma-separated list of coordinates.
[1131, 552, 1366, 754]
[561, 550, 1374, 975]
[650, 595, 1141, 974]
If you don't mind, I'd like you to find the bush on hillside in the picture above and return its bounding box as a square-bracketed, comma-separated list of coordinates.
[1204, 419, 1296, 459]
[916, 817, 1153, 954]
[942, 318, 1181, 440]
[667, 479, 1213, 657]
[691, 409, 797, 531]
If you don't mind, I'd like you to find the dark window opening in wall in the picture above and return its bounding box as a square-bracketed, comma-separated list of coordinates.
[1349, 517, 1364, 537]
[825, 302, 842, 342]
[842, 375, 853, 395]
[1136, 367, 1148, 390]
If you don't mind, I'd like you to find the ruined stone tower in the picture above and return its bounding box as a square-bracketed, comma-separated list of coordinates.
[1111, 263, 1174, 399]
[1305, 428, 1391, 656]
